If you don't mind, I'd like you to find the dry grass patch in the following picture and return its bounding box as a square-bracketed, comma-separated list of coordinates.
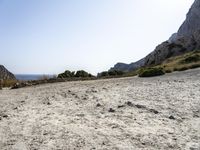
[160, 50, 200, 72]
[0, 80, 17, 88]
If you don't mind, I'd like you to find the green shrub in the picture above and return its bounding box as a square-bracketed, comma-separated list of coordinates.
[139, 67, 165, 77]
[58, 70, 74, 78]
[58, 70, 93, 78]
[98, 70, 125, 77]
[98, 71, 109, 77]
[1, 80, 17, 88]
[165, 69, 172, 73]
[174, 66, 189, 71]
[75, 70, 90, 78]
[180, 54, 200, 64]
[108, 70, 124, 76]
[189, 64, 200, 69]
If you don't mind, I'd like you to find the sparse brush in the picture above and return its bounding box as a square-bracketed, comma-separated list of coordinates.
[139, 67, 165, 77]
[0, 79, 17, 88]
[180, 54, 200, 64]
[165, 69, 172, 73]
[38, 75, 50, 80]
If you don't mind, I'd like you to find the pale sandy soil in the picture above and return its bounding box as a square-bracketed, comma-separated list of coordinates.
[0, 69, 200, 150]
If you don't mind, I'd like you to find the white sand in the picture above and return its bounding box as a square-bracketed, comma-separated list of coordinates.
[0, 69, 200, 150]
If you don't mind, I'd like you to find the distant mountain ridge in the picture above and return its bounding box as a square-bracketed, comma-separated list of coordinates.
[110, 58, 145, 72]
[111, 0, 200, 72]
[0, 65, 16, 80]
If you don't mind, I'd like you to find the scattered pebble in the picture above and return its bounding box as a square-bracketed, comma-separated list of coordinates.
[96, 103, 101, 107]
[126, 101, 134, 107]
[13, 107, 18, 110]
[149, 109, 159, 114]
[135, 104, 146, 109]
[141, 142, 146, 145]
[108, 108, 115, 113]
[83, 97, 87, 100]
[117, 105, 125, 108]
[2, 114, 8, 118]
[169, 115, 175, 120]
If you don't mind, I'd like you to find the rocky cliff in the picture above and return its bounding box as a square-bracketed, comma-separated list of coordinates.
[145, 0, 200, 66]
[0, 65, 16, 80]
[111, 0, 200, 72]
[110, 58, 145, 72]
[177, 0, 200, 37]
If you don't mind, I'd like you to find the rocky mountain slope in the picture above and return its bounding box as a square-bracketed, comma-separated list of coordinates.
[110, 58, 145, 72]
[111, 0, 200, 72]
[0, 65, 16, 80]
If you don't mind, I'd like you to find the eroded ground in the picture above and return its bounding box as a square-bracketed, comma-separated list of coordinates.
[0, 69, 200, 150]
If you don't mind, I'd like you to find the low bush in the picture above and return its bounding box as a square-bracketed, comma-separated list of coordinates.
[180, 54, 200, 64]
[58, 70, 75, 78]
[58, 70, 93, 78]
[174, 66, 189, 71]
[99, 71, 109, 77]
[189, 64, 200, 69]
[0, 79, 17, 88]
[139, 67, 165, 77]
[98, 70, 125, 77]
[75, 70, 92, 78]
[165, 69, 172, 73]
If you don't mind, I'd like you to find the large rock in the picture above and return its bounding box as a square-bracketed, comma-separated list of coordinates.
[111, 0, 200, 71]
[0, 65, 16, 80]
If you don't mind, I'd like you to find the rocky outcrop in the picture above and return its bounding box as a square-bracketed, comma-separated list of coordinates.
[144, 0, 200, 66]
[110, 58, 145, 72]
[177, 0, 200, 37]
[144, 35, 198, 66]
[111, 0, 200, 71]
[0, 65, 16, 80]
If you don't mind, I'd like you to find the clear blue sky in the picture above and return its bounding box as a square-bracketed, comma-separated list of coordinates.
[0, 0, 194, 75]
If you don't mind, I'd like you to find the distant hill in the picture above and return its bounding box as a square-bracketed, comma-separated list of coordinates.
[0, 65, 16, 80]
[110, 58, 145, 72]
[111, 0, 200, 72]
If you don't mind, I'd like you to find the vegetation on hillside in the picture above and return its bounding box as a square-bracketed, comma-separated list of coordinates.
[0, 79, 17, 89]
[160, 50, 200, 72]
[126, 50, 200, 77]
[1, 51, 199, 89]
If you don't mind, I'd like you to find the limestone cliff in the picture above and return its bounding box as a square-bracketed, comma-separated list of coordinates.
[111, 0, 200, 72]
[0, 65, 16, 80]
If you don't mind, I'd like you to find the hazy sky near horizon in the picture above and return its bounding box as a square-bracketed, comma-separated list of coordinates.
[0, 0, 194, 74]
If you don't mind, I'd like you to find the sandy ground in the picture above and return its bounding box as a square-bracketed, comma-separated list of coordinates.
[0, 69, 200, 150]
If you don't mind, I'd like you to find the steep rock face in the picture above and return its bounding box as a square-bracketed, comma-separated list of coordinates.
[111, 0, 200, 71]
[145, 0, 200, 66]
[144, 35, 198, 66]
[0, 65, 16, 80]
[177, 0, 200, 37]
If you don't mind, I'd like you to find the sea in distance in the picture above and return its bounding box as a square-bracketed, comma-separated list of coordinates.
[15, 74, 54, 81]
